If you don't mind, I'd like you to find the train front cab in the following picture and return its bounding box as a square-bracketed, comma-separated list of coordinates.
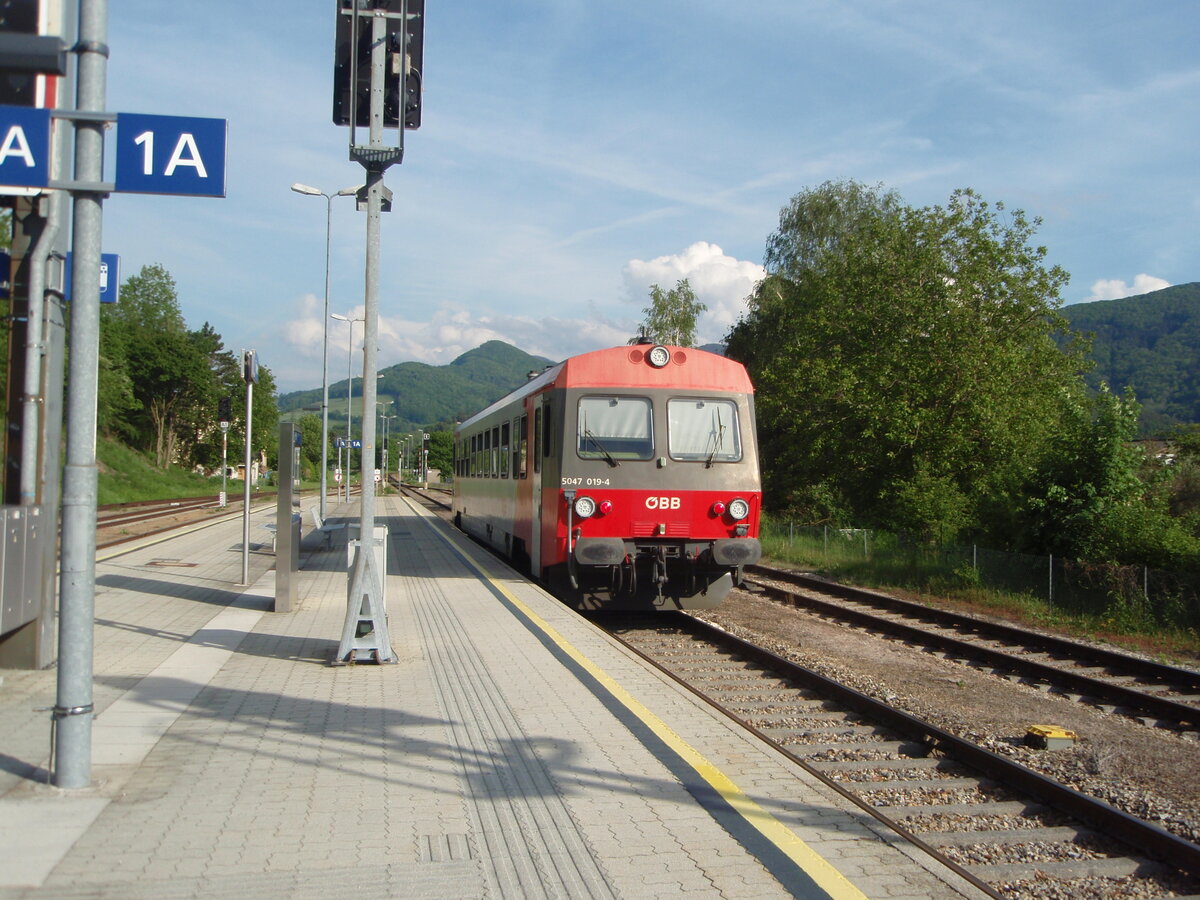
[536, 362, 762, 611]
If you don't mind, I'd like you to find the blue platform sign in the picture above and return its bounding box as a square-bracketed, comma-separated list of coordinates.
[64, 252, 121, 304]
[114, 112, 227, 197]
[0, 106, 52, 188]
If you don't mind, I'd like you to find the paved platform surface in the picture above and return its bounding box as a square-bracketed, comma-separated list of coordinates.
[0, 494, 991, 899]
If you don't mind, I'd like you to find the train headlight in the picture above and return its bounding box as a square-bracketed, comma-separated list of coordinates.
[727, 498, 750, 521]
[573, 496, 597, 518]
[647, 345, 671, 368]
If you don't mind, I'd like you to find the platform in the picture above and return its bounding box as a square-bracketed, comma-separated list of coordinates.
[0, 495, 990, 899]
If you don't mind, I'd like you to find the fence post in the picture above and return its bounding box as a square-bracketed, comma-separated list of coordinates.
[823, 525, 828, 555]
[863, 529, 869, 558]
[1048, 554, 1054, 603]
[789, 521, 793, 545]
[973, 544, 977, 571]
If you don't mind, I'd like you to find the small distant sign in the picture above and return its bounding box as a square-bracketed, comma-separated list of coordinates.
[63, 252, 121, 303]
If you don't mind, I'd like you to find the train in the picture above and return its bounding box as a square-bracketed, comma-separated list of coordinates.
[451, 343, 762, 610]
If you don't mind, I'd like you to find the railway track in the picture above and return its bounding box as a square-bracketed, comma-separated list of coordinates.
[742, 565, 1200, 735]
[604, 613, 1200, 899]
[95, 491, 282, 550]
[398, 482, 451, 510]
[97, 495, 225, 528]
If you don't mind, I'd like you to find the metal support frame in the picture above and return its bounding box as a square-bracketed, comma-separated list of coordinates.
[55, 0, 109, 790]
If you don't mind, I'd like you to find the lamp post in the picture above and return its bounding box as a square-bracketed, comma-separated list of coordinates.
[380, 411, 396, 491]
[290, 183, 358, 520]
[331, 312, 364, 503]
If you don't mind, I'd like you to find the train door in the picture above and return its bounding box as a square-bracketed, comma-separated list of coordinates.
[530, 400, 543, 577]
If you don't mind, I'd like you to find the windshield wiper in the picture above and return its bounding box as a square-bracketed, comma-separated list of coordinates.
[585, 429, 620, 467]
[705, 410, 726, 468]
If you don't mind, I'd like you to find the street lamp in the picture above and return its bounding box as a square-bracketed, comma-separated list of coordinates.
[290, 182, 359, 520]
[331, 311, 364, 503]
[380, 410, 397, 491]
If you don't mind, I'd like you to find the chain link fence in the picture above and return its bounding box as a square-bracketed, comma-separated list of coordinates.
[760, 517, 1200, 633]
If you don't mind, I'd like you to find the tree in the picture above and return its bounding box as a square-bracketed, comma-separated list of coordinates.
[100, 264, 213, 466]
[726, 182, 1089, 542]
[426, 430, 453, 479]
[636, 278, 706, 347]
[96, 265, 278, 474]
[1023, 387, 1200, 568]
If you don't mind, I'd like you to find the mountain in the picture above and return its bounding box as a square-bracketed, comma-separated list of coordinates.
[1061, 282, 1200, 433]
[278, 341, 554, 431]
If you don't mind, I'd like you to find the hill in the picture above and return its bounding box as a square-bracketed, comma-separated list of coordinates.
[1061, 282, 1200, 433]
[278, 340, 554, 432]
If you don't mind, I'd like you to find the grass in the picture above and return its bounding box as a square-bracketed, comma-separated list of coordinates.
[761, 525, 1200, 664]
[96, 437, 236, 506]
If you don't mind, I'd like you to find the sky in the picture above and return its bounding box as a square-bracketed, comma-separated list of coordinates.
[94, 1, 1199, 393]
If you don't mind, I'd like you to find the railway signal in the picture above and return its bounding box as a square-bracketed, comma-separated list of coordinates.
[329, 0, 427, 664]
[332, 0, 423, 130]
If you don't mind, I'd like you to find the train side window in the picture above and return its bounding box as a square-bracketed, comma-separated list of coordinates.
[667, 398, 742, 462]
[518, 414, 528, 479]
[542, 403, 553, 459]
[492, 426, 500, 477]
[577, 396, 654, 460]
[534, 408, 542, 474]
[500, 422, 510, 478]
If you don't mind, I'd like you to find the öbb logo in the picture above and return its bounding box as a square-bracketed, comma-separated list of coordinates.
[645, 496, 681, 510]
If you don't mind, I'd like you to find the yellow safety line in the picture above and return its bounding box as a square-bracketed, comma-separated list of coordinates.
[406, 498, 867, 900]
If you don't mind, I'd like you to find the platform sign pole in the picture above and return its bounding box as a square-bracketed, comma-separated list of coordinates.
[219, 421, 230, 507]
[240, 351, 257, 586]
[55, 0, 108, 791]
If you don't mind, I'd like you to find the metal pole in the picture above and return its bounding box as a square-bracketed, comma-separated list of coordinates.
[55, 0, 108, 790]
[220, 425, 228, 507]
[241, 378, 253, 585]
[319, 193, 332, 519]
[19, 208, 60, 505]
[293, 184, 357, 515]
[347, 319, 356, 500]
[331, 313, 360, 503]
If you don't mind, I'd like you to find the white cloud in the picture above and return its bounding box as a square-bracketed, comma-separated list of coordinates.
[278, 300, 631, 391]
[622, 242, 765, 343]
[1081, 274, 1172, 303]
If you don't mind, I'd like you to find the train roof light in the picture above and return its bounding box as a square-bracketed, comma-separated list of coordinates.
[647, 345, 671, 368]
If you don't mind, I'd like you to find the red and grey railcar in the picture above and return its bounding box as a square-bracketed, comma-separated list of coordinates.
[452, 344, 762, 610]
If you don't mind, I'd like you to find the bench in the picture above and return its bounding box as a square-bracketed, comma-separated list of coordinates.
[310, 507, 347, 548]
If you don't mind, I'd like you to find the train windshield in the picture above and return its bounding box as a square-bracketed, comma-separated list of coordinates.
[667, 398, 742, 464]
[577, 396, 654, 461]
